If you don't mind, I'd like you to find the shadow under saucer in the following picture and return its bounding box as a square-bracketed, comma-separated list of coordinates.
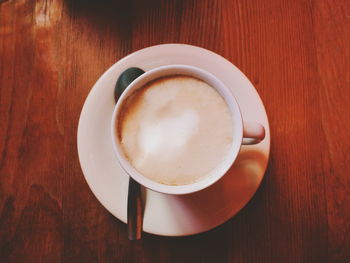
[143, 147, 267, 236]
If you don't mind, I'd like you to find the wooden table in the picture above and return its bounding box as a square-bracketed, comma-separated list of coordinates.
[1, 0, 349, 262]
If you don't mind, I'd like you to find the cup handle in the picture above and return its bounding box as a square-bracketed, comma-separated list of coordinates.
[242, 122, 266, 145]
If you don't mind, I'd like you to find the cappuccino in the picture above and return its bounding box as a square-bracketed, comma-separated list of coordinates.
[117, 75, 233, 185]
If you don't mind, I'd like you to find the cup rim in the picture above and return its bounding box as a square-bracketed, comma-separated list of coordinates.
[111, 64, 243, 195]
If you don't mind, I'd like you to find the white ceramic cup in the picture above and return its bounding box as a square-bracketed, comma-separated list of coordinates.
[111, 65, 265, 195]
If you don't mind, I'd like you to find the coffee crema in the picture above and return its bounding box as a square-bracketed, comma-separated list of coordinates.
[117, 75, 233, 185]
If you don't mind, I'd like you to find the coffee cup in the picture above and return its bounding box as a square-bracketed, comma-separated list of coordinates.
[111, 65, 265, 195]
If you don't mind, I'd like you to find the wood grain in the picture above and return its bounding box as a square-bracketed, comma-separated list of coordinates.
[0, 0, 349, 262]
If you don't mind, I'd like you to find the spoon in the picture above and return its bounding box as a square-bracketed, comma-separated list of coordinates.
[115, 67, 145, 240]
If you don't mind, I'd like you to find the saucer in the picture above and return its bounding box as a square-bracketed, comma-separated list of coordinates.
[77, 44, 270, 236]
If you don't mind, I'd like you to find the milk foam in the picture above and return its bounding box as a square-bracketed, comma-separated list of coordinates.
[118, 76, 233, 185]
[138, 109, 199, 158]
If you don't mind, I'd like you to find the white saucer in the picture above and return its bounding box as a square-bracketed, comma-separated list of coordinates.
[77, 44, 270, 236]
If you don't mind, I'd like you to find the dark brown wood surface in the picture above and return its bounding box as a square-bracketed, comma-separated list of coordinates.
[1, 0, 349, 262]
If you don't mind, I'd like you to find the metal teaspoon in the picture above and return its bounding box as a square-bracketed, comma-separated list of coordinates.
[115, 67, 145, 240]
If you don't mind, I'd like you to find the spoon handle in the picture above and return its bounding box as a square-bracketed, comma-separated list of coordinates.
[115, 67, 145, 240]
[127, 177, 142, 240]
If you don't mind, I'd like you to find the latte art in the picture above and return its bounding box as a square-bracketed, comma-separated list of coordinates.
[118, 75, 233, 185]
[138, 109, 199, 157]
